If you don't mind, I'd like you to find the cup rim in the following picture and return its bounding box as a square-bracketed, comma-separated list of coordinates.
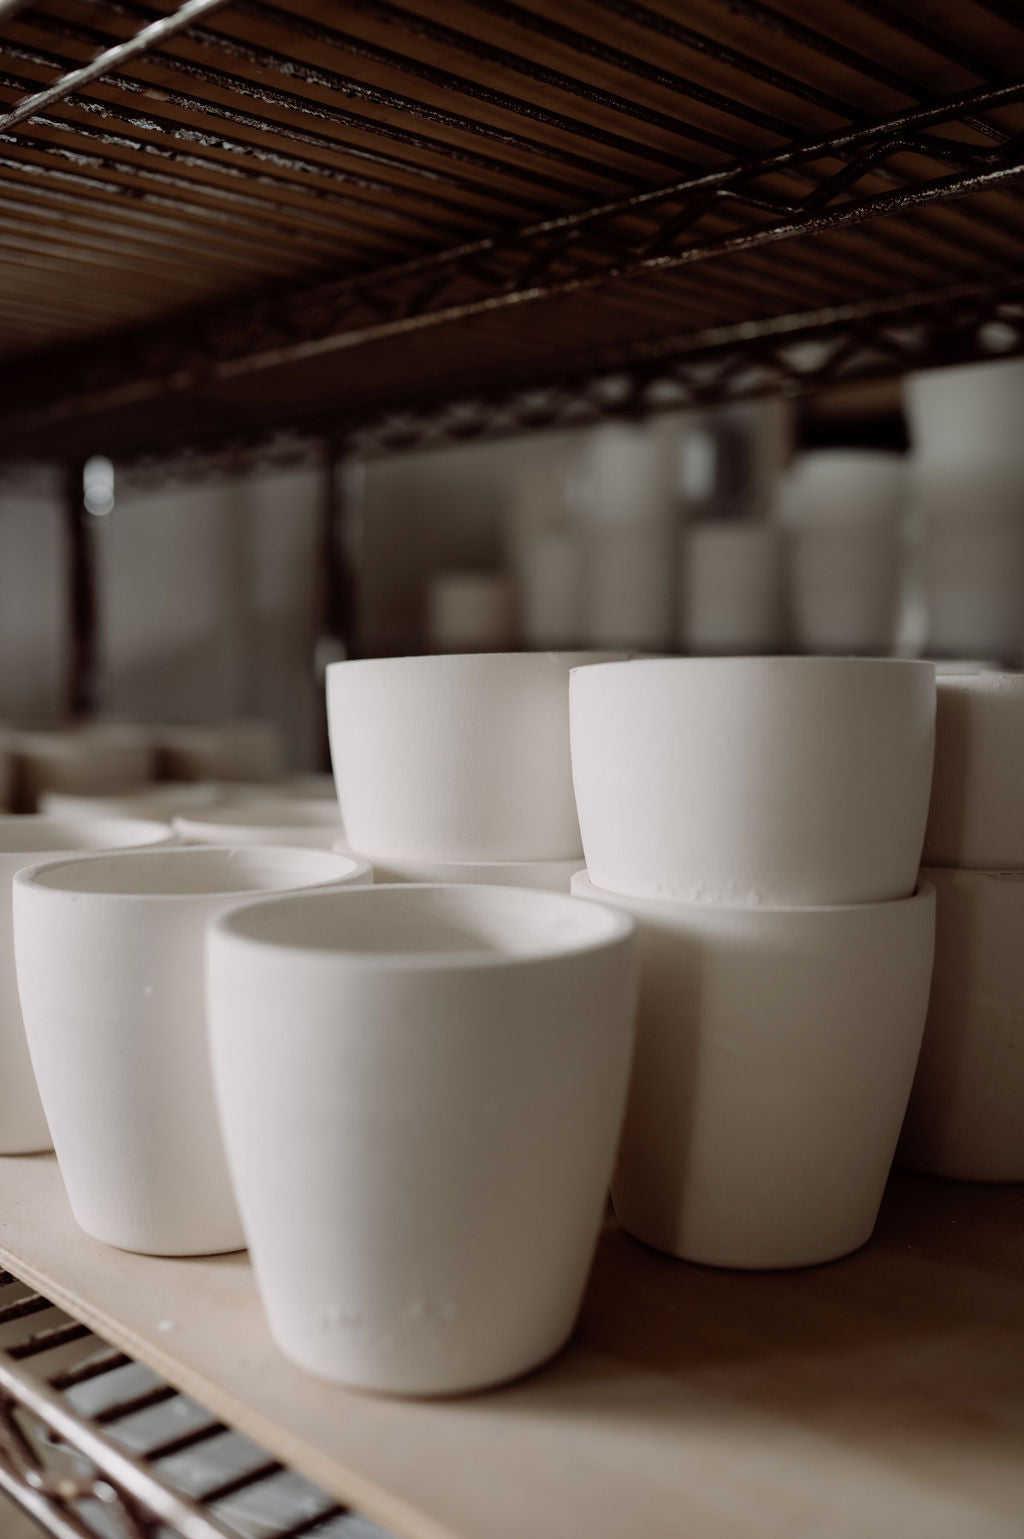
[572, 868, 935, 918]
[568, 654, 936, 680]
[326, 649, 624, 678]
[210, 881, 634, 970]
[13, 844, 371, 900]
[0, 814, 173, 855]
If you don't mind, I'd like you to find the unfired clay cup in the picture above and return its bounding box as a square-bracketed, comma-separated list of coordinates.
[570, 657, 936, 906]
[327, 652, 623, 864]
[899, 866, 1024, 1181]
[10, 724, 156, 811]
[13, 845, 371, 1255]
[362, 852, 582, 892]
[207, 883, 636, 1395]
[572, 871, 936, 1268]
[156, 721, 284, 783]
[0, 815, 173, 1154]
[923, 673, 1024, 868]
[903, 358, 1024, 467]
[40, 782, 220, 823]
[174, 799, 342, 849]
[679, 523, 784, 656]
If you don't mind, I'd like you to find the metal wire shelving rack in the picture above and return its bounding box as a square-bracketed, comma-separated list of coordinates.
[0, 1271, 389, 1539]
[0, 3, 1023, 1534]
[0, 0, 1021, 463]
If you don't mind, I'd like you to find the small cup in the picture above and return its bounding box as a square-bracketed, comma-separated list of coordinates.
[903, 358, 1024, 467]
[918, 512, 1024, 662]
[156, 721, 284, 783]
[174, 798, 342, 849]
[923, 673, 1024, 869]
[572, 871, 935, 1268]
[0, 814, 173, 1154]
[425, 572, 513, 653]
[9, 723, 156, 811]
[364, 853, 583, 892]
[39, 782, 221, 823]
[327, 652, 623, 864]
[13, 845, 371, 1254]
[207, 883, 636, 1394]
[900, 866, 1024, 1181]
[679, 523, 784, 656]
[570, 657, 936, 906]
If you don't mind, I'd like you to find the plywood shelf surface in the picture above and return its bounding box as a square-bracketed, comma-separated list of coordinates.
[0, 1155, 1022, 1539]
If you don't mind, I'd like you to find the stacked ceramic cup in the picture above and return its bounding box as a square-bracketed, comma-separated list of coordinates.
[903, 358, 1024, 661]
[899, 672, 1024, 1181]
[326, 651, 622, 890]
[569, 656, 938, 1268]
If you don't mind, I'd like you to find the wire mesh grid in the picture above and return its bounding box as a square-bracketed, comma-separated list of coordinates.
[0, 1271, 394, 1539]
[0, 0, 1022, 455]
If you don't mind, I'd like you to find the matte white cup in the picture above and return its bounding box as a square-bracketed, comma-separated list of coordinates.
[680, 523, 784, 655]
[156, 721, 284, 783]
[207, 883, 636, 1394]
[40, 782, 221, 823]
[13, 845, 371, 1254]
[918, 512, 1024, 662]
[572, 871, 936, 1268]
[174, 798, 342, 849]
[900, 866, 1024, 1181]
[570, 657, 936, 906]
[903, 358, 1024, 467]
[924, 673, 1024, 868]
[327, 652, 623, 864]
[786, 522, 903, 655]
[425, 572, 513, 653]
[0, 815, 173, 1154]
[363, 853, 582, 892]
[10, 724, 156, 811]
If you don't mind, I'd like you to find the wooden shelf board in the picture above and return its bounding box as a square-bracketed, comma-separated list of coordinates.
[0, 1155, 1022, 1539]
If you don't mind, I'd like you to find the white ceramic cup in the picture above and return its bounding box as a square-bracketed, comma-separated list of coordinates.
[900, 866, 1024, 1181]
[156, 721, 285, 783]
[517, 529, 584, 650]
[572, 871, 935, 1268]
[327, 651, 623, 864]
[207, 883, 636, 1394]
[775, 449, 907, 528]
[13, 845, 371, 1255]
[39, 782, 221, 823]
[363, 853, 583, 892]
[582, 524, 676, 652]
[10, 724, 156, 811]
[425, 572, 513, 653]
[174, 798, 343, 849]
[570, 657, 936, 906]
[786, 522, 903, 655]
[0, 815, 173, 1155]
[679, 522, 785, 656]
[923, 673, 1024, 868]
[917, 512, 1024, 662]
[903, 358, 1024, 467]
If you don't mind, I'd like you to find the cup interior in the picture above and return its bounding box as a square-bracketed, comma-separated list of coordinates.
[0, 816, 170, 853]
[216, 883, 631, 963]
[23, 845, 363, 897]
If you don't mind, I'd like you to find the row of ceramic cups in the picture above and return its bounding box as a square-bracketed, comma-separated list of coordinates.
[566, 658, 937, 1270]
[324, 652, 940, 1271]
[0, 719, 286, 812]
[900, 672, 1024, 1182]
[2, 821, 639, 1397]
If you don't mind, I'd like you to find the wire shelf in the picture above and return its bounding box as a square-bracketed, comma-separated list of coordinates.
[0, 0, 1022, 457]
[0, 1270, 393, 1539]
